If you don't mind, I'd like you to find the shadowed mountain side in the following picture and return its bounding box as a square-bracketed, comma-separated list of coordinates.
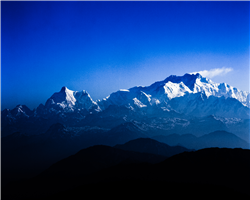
[39, 180, 249, 200]
[1, 121, 151, 185]
[2, 145, 166, 200]
[3, 121, 249, 186]
[4, 148, 250, 200]
[152, 130, 249, 149]
[100, 122, 149, 146]
[153, 148, 250, 195]
[1, 123, 109, 185]
[39, 145, 166, 178]
[152, 133, 198, 149]
[114, 137, 192, 157]
[69, 148, 250, 197]
[199, 130, 249, 149]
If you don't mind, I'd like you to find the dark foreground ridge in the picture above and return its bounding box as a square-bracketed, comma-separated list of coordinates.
[114, 137, 192, 157]
[3, 147, 250, 200]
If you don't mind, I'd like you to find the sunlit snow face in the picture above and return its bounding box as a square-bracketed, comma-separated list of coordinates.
[45, 87, 100, 112]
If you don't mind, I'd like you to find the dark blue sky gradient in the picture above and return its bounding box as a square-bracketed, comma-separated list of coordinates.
[1, 1, 249, 109]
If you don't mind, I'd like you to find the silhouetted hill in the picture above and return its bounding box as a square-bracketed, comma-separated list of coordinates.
[199, 130, 249, 149]
[152, 130, 249, 149]
[3, 147, 250, 200]
[82, 148, 250, 197]
[42, 180, 249, 200]
[101, 122, 148, 146]
[39, 144, 166, 178]
[3, 120, 249, 188]
[2, 121, 150, 185]
[2, 145, 166, 200]
[152, 133, 199, 149]
[1, 123, 108, 185]
[114, 137, 191, 157]
[153, 148, 250, 195]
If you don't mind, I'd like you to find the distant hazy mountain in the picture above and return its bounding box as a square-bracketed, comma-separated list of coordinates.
[101, 122, 149, 146]
[40, 144, 166, 178]
[114, 137, 191, 157]
[2, 73, 249, 130]
[3, 73, 249, 119]
[2, 73, 249, 142]
[152, 130, 249, 149]
[45, 86, 101, 113]
[99, 73, 249, 117]
[2, 73, 249, 187]
[3, 72, 249, 115]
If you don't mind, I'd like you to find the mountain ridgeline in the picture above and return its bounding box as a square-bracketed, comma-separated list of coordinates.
[2, 73, 250, 139]
[2, 73, 250, 195]
[3, 144, 250, 199]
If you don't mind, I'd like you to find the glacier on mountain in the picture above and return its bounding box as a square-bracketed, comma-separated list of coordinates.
[38, 73, 249, 119]
[97, 73, 249, 118]
[45, 86, 101, 112]
[3, 73, 249, 122]
[2, 73, 250, 140]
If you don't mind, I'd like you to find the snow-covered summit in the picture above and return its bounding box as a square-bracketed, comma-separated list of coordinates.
[11, 105, 33, 118]
[98, 73, 250, 115]
[45, 87, 100, 112]
[147, 73, 249, 106]
[29, 73, 249, 119]
[163, 73, 205, 90]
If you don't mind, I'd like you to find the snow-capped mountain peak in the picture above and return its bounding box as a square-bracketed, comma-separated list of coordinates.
[45, 87, 100, 112]
[99, 73, 215, 107]
[11, 105, 33, 117]
[45, 86, 76, 110]
[97, 73, 249, 119]
[155, 73, 249, 106]
[163, 73, 204, 90]
[163, 81, 192, 99]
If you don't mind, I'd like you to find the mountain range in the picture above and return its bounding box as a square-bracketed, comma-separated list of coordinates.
[2, 73, 250, 189]
[42, 73, 250, 113]
[2, 73, 249, 138]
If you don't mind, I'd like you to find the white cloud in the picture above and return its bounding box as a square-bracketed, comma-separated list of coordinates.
[190, 67, 233, 78]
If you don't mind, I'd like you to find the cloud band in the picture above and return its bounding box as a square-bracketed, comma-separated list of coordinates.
[190, 67, 233, 78]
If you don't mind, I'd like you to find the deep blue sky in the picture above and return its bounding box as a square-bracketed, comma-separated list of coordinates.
[1, 1, 249, 110]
